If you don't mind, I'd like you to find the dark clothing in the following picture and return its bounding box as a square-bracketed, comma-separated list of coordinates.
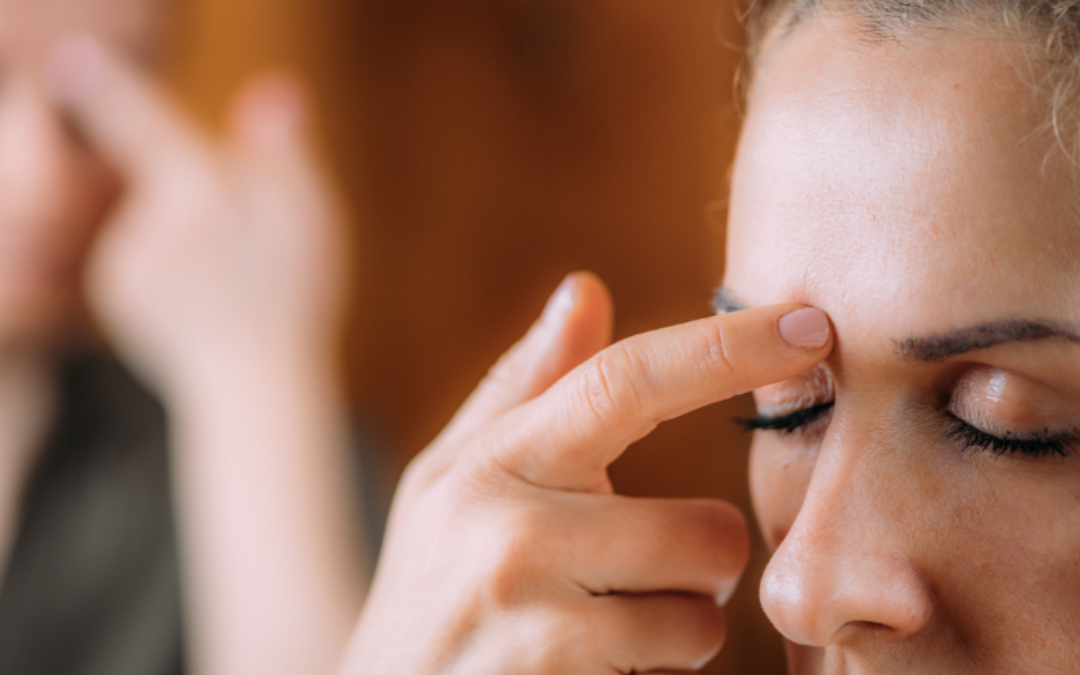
[0, 354, 184, 675]
[0, 352, 387, 675]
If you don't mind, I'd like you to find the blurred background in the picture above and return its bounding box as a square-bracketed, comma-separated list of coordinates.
[166, 0, 782, 673]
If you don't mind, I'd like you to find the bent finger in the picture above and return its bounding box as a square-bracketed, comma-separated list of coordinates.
[485, 304, 833, 491]
[228, 72, 310, 153]
[559, 494, 749, 603]
[595, 592, 726, 674]
[226, 73, 345, 245]
[227, 72, 327, 197]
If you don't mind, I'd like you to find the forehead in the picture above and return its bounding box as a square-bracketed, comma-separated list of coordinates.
[0, 0, 162, 61]
[724, 17, 1080, 340]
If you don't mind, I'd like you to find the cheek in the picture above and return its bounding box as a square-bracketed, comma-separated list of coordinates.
[64, 144, 120, 221]
[76, 158, 119, 238]
[41, 152, 120, 264]
[749, 433, 815, 551]
[930, 468, 1080, 651]
[869, 433, 1080, 662]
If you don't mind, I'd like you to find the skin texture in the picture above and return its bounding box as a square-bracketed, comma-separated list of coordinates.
[724, 15, 1080, 675]
[337, 272, 834, 675]
[342, 11, 1080, 675]
[0, 2, 367, 675]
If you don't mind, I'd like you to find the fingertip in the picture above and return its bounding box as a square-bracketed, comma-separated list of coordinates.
[569, 271, 613, 315]
[538, 271, 613, 353]
[540, 273, 581, 327]
[564, 271, 614, 353]
[430, 272, 612, 448]
[777, 307, 832, 351]
[45, 34, 106, 106]
[229, 72, 308, 146]
[510, 272, 614, 395]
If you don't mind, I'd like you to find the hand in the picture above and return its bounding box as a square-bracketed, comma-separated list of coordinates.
[44, 37, 365, 675]
[46, 36, 349, 397]
[340, 272, 834, 674]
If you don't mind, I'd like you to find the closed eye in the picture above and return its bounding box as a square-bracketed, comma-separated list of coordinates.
[736, 401, 835, 435]
[946, 414, 1076, 459]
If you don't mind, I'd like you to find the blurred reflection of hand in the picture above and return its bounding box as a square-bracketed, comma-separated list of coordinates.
[338, 273, 834, 675]
[44, 37, 364, 675]
[46, 36, 348, 400]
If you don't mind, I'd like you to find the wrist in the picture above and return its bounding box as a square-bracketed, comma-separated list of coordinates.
[167, 342, 344, 425]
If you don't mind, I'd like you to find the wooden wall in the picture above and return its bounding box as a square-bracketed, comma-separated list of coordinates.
[166, 1, 785, 673]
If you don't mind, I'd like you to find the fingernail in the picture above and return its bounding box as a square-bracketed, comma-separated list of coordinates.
[778, 308, 831, 350]
[46, 35, 104, 104]
[716, 577, 739, 606]
[541, 274, 578, 327]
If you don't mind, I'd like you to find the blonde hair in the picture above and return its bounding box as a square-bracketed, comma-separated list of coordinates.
[741, 0, 1080, 159]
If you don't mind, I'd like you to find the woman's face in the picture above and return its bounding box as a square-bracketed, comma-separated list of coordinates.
[0, 0, 159, 347]
[723, 17, 1080, 675]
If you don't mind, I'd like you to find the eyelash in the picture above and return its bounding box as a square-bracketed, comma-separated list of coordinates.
[944, 415, 1074, 459]
[738, 404, 1076, 459]
[737, 402, 835, 434]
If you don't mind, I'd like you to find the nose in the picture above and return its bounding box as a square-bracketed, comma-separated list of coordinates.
[759, 440, 934, 647]
[0, 75, 80, 219]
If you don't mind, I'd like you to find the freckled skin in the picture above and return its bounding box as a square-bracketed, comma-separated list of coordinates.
[725, 16, 1080, 675]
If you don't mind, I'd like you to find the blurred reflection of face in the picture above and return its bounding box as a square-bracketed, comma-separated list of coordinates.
[0, 0, 160, 347]
[722, 16, 1080, 675]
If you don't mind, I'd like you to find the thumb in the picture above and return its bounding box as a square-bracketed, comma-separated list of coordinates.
[224, 72, 336, 225]
[227, 72, 310, 158]
[427, 272, 614, 458]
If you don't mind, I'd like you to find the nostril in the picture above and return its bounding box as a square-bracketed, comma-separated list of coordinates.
[760, 537, 935, 648]
[832, 620, 902, 644]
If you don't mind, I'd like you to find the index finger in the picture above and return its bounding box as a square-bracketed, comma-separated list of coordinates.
[482, 305, 833, 492]
[46, 35, 211, 181]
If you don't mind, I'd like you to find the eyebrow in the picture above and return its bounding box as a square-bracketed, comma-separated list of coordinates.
[711, 286, 1080, 362]
[896, 319, 1080, 363]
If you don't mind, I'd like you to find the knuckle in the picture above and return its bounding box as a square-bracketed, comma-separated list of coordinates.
[456, 442, 518, 495]
[397, 450, 439, 494]
[398, 438, 500, 509]
[477, 347, 529, 400]
[575, 344, 646, 427]
[491, 338, 532, 379]
[530, 604, 603, 670]
[475, 507, 553, 608]
[697, 319, 736, 381]
[402, 419, 520, 500]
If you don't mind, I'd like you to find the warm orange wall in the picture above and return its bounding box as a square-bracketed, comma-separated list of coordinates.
[164, 0, 328, 122]
[166, 1, 785, 673]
